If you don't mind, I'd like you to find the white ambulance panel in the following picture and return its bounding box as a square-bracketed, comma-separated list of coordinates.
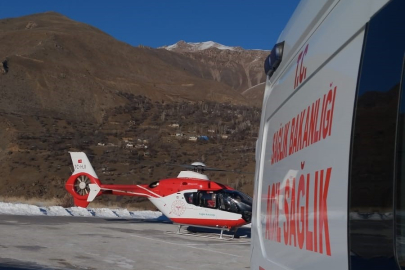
[251, 0, 393, 269]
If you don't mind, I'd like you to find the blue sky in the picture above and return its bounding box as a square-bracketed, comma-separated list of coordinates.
[1, 1, 300, 50]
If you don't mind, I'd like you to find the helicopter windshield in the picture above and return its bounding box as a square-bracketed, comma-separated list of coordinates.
[184, 189, 252, 223]
[220, 190, 252, 206]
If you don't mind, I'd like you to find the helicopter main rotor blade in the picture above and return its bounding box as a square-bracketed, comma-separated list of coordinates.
[206, 168, 254, 174]
[165, 164, 196, 170]
[228, 170, 255, 175]
[202, 167, 226, 172]
[165, 162, 254, 174]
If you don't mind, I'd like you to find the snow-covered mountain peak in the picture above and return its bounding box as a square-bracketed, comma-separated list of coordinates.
[161, 40, 243, 52]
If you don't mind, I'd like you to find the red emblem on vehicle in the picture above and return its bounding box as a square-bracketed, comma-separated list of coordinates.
[171, 200, 186, 216]
[78, 159, 82, 164]
[294, 44, 309, 89]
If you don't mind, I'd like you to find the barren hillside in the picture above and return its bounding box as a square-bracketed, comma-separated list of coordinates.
[0, 12, 266, 209]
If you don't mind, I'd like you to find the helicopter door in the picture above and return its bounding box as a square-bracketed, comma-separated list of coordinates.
[207, 193, 216, 208]
[218, 193, 226, 210]
[196, 191, 217, 209]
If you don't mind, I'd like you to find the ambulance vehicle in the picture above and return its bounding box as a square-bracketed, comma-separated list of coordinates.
[251, 0, 405, 269]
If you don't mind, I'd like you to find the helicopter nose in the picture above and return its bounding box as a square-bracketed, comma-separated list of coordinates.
[242, 210, 252, 223]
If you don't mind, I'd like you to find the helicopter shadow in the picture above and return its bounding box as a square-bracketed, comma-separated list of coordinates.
[103, 216, 251, 238]
[0, 258, 57, 270]
[104, 214, 172, 224]
[185, 225, 251, 238]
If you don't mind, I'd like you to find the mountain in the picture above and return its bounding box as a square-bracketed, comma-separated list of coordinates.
[160, 40, 244, 52]
[0, 12, 264, 208]
[0, 12, 266, 123]
[160, 41, 268, 106]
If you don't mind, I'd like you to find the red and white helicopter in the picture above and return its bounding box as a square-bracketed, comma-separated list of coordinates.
[65, 152, 252, 238]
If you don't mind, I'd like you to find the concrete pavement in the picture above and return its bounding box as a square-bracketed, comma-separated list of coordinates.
[0, 215, 251, 270]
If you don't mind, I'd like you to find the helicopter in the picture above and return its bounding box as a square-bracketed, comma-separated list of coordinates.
[65, 152, 253, 238]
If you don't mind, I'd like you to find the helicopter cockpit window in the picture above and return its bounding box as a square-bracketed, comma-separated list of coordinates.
[207, 193, 216, 208]
[189, 190, 252, 214]
[184, 192, 197, 205]
[217, 190, 252, 215]
[221, 193, 239, 213]
[223, 190, 252, 205]
[196, 191, 217, 209]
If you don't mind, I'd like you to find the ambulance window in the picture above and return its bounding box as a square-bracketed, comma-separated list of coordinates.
[348, 0, 405, 268]
[396, 55, 405, 269]
[388, 2, 405, 269]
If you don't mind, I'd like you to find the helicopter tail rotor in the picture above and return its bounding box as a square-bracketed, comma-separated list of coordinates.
[65, 152, 102, 207]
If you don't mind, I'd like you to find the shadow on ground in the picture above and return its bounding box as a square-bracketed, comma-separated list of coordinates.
[104, 216, 251, 238]
[0, 258, 61, 270]
[186, 225, 251, 238]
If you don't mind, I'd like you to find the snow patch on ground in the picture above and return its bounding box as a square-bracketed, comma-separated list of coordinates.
[0, 202, 163, 220]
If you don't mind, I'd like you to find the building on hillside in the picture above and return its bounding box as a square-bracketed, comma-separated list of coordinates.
[122, 137, 133, 143]
[107, 143, 118, 147]
[198, 135, 209, 141]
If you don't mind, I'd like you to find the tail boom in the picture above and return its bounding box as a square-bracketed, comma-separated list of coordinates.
[99, 184, 161, 198]
[65, 152, 162, 208]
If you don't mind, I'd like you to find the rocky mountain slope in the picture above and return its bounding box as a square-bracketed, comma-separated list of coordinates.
[161, 40, 267, 103]
[1, 13, 266, 122]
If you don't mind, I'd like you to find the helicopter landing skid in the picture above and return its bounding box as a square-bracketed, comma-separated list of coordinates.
[165, 225, 249, 241]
